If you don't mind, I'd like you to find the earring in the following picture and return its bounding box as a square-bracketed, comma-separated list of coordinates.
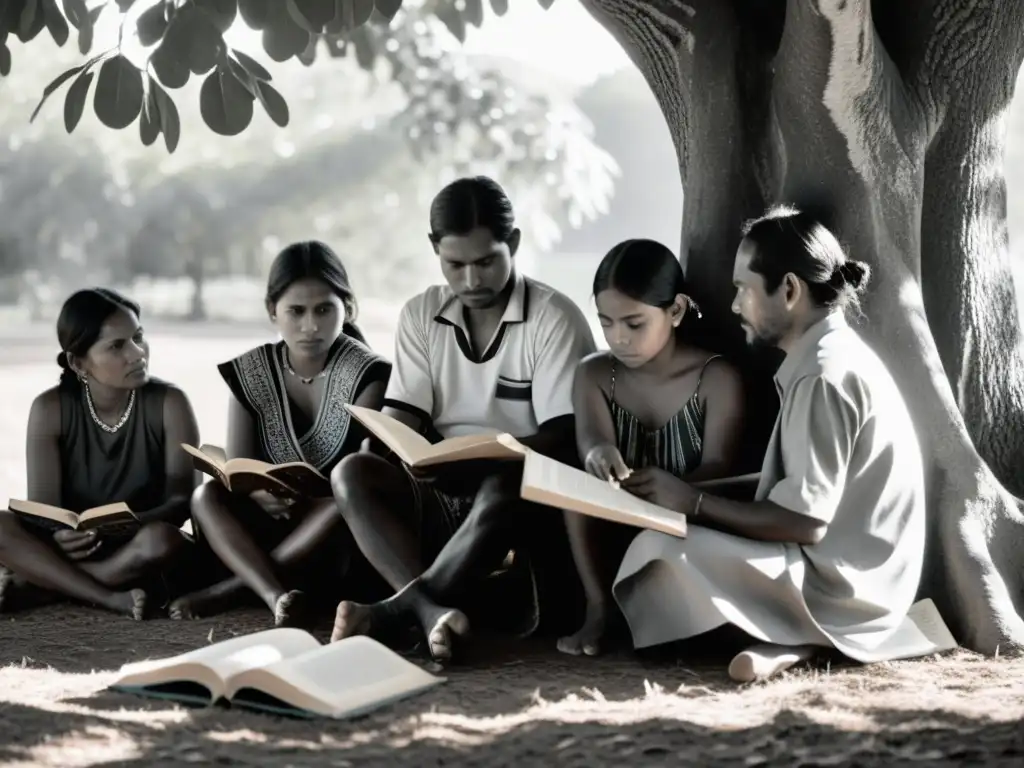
[77, 372, 87, 384]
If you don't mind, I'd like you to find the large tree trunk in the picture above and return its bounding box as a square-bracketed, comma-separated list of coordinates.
[582, 0, 1024, 654]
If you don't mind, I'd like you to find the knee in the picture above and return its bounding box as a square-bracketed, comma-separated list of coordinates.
[0, 511, 22, 553]
[191, 480, 230, 524]
[469, 471, 522, 528]
[330, 453, 391, 515]
[133, 521, 186, 563]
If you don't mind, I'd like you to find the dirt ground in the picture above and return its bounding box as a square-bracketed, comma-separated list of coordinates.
[0, 604, 1022, 767]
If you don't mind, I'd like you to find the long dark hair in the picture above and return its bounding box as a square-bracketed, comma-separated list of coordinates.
[741, 205, 871, 315]
[593, 239, 698, 339]
[56, 287, 141, 388]
[265, 241, 367, 345]
[428, 176, 516, 244]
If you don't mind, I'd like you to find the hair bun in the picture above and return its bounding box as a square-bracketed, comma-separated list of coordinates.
[838, 260, 870, 291]
[56, 351, 69, 369]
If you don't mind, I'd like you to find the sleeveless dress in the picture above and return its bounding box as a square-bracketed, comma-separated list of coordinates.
[202, 335, 392, 601]
[607, 356, 720, 641]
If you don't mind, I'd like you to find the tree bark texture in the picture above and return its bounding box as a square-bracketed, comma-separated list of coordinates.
[581, 0, 1024, 654]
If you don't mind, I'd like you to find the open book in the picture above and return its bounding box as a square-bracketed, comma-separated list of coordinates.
[182, 444, 331, 498]
[519, 451, 687, 538]
[108, 628, 444, 719]
[7, 499, 138, 534]
[345, 405, 528, 468]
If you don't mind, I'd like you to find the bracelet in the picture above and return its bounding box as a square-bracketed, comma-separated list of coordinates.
[692, 492, 704, 518]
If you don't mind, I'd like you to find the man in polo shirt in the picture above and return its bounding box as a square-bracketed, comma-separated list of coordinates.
[330, 176, 596, 660]
[611, 206, 926, 681]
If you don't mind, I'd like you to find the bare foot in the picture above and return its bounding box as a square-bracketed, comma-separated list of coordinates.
[418, 604, 470, 662]
[168, 596, 197, 620]
[111, 589, 147, 620]
[273, 590, 309, 627]
[331, 600, 375, 642]
[727, 643, 817, 683]
[557, 605, 608, 657]
[168, 582, 242, 620]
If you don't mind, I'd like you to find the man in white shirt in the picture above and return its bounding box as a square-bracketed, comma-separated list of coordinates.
[612, 206, 927, 681]
[330, 177, 596, 660]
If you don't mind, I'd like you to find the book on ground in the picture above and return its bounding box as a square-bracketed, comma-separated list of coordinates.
[182, 443, 331, 498]
[108, 628, 445, 719]
[879, 598, 959, 661]
[345, 405, 528, 468]
[519, 451, 687, 538]
[7, 499, 138, 534]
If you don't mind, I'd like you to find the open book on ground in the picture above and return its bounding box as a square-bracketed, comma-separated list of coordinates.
[108, 628, 445, 719]
[519, 451, 687, 538]
[182, 444, 331, 498]
[880, 598, 959, 661]
[346, 405, 528, 468]
[7, 499, 138, 534]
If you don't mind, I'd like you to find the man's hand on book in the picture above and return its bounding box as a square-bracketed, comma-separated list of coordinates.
[584, 445, 631, 485]
[53, 529, 101, 560]
[620, 467, 695, 515]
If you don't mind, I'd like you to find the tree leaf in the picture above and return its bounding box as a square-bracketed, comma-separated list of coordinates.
[17, 0, 47, 43]
[136, 2, 168, 46]
[464, 0, 484, 28]
[63, 67, 93, 132]
[287, 0, 335, 31]
[42, 0, 69, 46]
[351, 26, 375, 69]
[489, 0, 508, 16]
[31, 61, 84, 121]
[139, 85, 161, 146]
[296, 36, 318, 66]
[238, 0, 269, 30]
[93, 54, 144, 129]
[62, 0, 87, 29]
[255, 79, 289, 127]
[435, 4, 465, 42]
[262, 2, 309, 62]
[151, 81, 180, 152]
[537, 0, 555, 9]
[231, 49, 272, 82]
[183, 9, 224, 75]
[325, 0, 373, 33]
[0, 41, 11, 76]
[373, 0, 402, 23]
[150, 33, 190, 88]
[197, 0, 236, 33]
[225, 56, 257, 96]
[115, 0, 137, 11]
[77, 4, 102, 54]
[199, 65, 254, 136]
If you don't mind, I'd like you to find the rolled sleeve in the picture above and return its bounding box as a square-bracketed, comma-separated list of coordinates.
[383, 299, 434, 417]
[766, 376, 857, 524]
[531, 301, 597, 425]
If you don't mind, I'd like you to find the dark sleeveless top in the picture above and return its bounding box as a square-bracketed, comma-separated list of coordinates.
[59, 379, 169, 514]
[217, 335, 391, 474]
[608, 356, 720, 478]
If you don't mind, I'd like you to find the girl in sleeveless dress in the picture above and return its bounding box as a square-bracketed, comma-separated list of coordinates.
[170, 242, 391, 627]
[0, 288, 201, 619]
[558, 239, 747, 655]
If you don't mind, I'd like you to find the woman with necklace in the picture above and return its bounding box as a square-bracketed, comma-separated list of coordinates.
[169, 241, 391, 627]
[0, 288, 200, 618]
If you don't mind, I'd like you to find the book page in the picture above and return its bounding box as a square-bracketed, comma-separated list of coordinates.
[520, 452, 686, 539]
[878, 598, 958, 661]
[113, 628, 322, 698]
[7, 499, 78, 529]
[77, 502, 133, 523]
[182, 443, 226, 471]
[200, 444, 228, 465]
[345, 405, 433, 465]
[416, 432, 528, 467]
[224, 635, 444, 718]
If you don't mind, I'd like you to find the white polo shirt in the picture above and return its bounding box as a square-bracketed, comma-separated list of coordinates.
[384, 273, 597, 439]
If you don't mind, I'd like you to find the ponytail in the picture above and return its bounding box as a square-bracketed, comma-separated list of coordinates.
[56, 351, 80, 388]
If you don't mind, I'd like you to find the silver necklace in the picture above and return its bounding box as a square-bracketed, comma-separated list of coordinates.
[283, 347, 327, 385]
[84, 382, 135, 433]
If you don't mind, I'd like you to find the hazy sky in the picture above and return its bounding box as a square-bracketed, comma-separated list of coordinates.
[462, 1, 631, 85]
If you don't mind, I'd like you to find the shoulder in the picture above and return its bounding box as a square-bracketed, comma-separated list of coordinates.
[699, 355, 743, 395]
[400, 285, 451, 324]
[28, 385, 63, 436]
[337, 334, 390, 369]
[222, 342, 275, 370]
[526, 278, 592, 334]
[577, 351, 614, 379]
[147, 380, 192, 413]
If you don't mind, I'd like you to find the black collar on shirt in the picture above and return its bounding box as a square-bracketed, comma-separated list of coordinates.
[432, 273, 531, 364]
